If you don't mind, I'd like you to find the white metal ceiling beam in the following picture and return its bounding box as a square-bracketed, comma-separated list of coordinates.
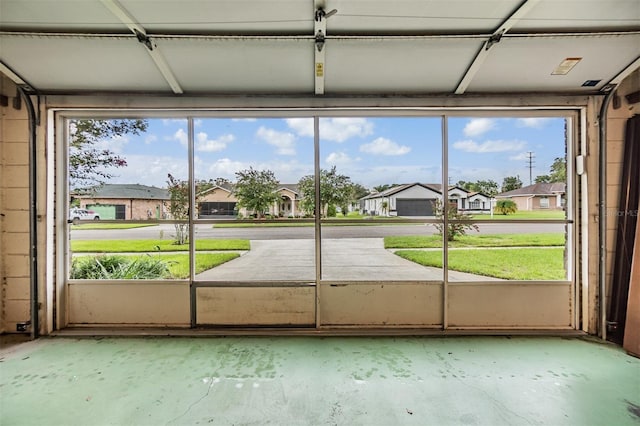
[313, 0, 327, 95]
[454, 0, 541, 95]
[0, 61, 27, 86]
[607, 56, 640, 86]
[100, 0, 183, 94]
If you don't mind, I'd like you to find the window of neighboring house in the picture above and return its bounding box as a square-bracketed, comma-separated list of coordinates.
[540, 196, 550, 208]
[469, 200, 481, 210]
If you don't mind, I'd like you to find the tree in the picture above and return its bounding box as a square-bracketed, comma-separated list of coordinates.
[69, 119, 148, 189]
[195, 177, 232, 195]
[474, 180, 499, 197]
[166, 174, 190, 245]
[432, 199, 479, 241]
[548, 157, 566, 182]
[501, 175, 523, 193]
[381, 201, 389, 216]
[373, 183, 396, 193]
[535, 157, 566, 184]
[495, 199, 518, 215]
[339, 183, 369, 216]
[234, 168, 279, 218]
[457, 179, 499, 197]
[298, 166, 352, 217]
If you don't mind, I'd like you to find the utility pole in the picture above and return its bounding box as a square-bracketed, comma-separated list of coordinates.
[526, 151, 535, 185]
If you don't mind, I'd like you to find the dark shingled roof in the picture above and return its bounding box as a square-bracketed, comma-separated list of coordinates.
[277, 184, 300, 196]
[360, 183, 469, 200]
[497, 183, 566, 197]
[76, 184, 170, 200]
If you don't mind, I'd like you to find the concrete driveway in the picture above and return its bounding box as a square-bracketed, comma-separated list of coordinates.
[196, 238, 498, 282]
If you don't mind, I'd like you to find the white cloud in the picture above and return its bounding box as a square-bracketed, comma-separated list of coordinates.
[173, 128, 234, 152]
[285, 118, 314, 137]
[286, 117, 374, 143]
[517, 118, 552, 128]
[206, 158, 313, 183]
[453, 139, 526, 153]
[349, 164, 441, 188]
[174, 128, 188, 146]
[206, 158, 248, 178]
[463, 118, 496, 137]
[144, 135, 158, 145]
[256, 126, 296, 155]
[94, 134, 129, 154]
[104, 154, 188, 186]
[195, 132, 234, 152]
[326, 151, 352, 165]
[448, 165, 506, 185]
[509, 152, 530, 161]
[360, 137, 411, 156]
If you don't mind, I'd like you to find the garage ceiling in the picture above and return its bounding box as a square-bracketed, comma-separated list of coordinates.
[1, 0, 639, 96]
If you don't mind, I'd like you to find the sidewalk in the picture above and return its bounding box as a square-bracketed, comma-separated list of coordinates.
[195, 238, 499, 281]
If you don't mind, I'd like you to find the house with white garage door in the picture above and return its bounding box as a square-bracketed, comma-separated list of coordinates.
[361, 183, 491, 217]
[73, 184, 170, 220]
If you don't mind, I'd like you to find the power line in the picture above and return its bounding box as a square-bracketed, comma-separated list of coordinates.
[526, 151, 535, 185]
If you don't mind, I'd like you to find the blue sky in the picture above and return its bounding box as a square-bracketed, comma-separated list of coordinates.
[93, 115, 567, 189]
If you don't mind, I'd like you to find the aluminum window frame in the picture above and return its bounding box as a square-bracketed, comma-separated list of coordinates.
[53, 106, 581, 330]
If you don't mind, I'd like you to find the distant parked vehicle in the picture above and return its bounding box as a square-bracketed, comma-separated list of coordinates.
[70, 208, 100, 223]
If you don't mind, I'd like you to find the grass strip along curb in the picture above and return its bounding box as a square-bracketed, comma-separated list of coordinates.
[71, 239, 250, 252]
[395, 248, 566, 280]
[384, 233, 564, 249]
[71, 253, 240, 280]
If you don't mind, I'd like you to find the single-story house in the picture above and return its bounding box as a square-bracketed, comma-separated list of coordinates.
[496, 182, 566, 211]
[360, 183, 491, 217]
[197, 183, 237, 217]
[198, 184, 302, 218]
[73, 184, 170, 220]
[274, 184, 302, 218]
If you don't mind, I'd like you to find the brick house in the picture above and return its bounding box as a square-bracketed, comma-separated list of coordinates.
[74, 184, 170, 220]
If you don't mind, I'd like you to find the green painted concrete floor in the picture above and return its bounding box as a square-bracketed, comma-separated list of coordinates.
[1, 336, 639, 426]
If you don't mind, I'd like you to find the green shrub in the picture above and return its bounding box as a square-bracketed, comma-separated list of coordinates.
[432, 199, 479, 241]
[327, 204, 337, 217]
[495, 199, 518, 215]
[71, 255, 170, 279]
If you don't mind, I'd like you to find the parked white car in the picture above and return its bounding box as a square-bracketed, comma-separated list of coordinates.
[70, 208, 100, 222]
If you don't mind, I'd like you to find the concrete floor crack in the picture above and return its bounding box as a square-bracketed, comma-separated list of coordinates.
[165, 376, 216, 425]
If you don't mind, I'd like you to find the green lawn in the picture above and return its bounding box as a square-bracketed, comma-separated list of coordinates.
[71, 223, 159, 230]
[169, 253, 240, 278]
[394, 248, 566, 280]
[71, 239, 250, 253]
[384, 233, 565, 249]
[474, 210, 566, 220]
[72, 252, 240, 279]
